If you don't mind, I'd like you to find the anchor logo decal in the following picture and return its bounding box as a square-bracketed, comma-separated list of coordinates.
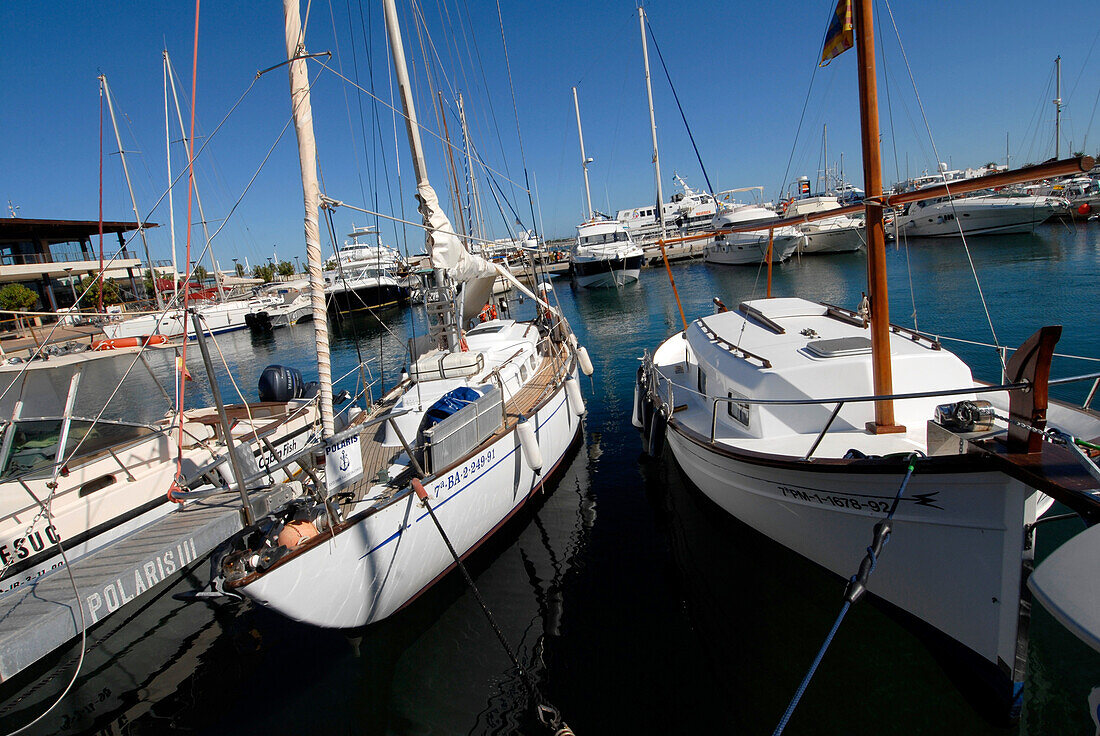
[339, 450, 351, 472]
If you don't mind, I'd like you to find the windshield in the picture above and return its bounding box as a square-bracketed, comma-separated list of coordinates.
[579, 231, 628, 246]
[0, 419, 159, 480]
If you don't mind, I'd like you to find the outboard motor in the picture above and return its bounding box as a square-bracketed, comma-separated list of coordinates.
[258, 365, 319, 402]
[246, 311, 273, 333]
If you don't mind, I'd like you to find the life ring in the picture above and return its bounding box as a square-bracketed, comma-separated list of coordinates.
[91, 334, 169, 351]
[477, 303, 498, 322]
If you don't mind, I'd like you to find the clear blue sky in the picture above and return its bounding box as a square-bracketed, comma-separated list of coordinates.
[3, 1, 1098, 268]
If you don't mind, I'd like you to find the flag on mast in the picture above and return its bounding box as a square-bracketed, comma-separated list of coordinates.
[819, 0, 854, 67]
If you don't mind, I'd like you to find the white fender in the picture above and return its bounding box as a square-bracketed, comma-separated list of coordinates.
[576, 346, 594, 377]
[516, 416, 543, 471]
[565, 376, 586, 416]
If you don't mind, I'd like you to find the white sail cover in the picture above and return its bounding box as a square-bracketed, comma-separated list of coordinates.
[417, 182, 497, 282]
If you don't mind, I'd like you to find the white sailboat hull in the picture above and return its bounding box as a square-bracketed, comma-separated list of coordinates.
[663, 426, 1036, 678]
[236, 373, 582, 628]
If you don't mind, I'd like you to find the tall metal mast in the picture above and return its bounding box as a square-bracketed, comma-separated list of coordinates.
[640, 7, 687, 330]
[1054, 55, 1062, 159]
[572, 86, 594, 221]
[165, 52, 228, 301]
[283, 0, 334, 436]
[639, 8, 666, 243]
[163, 54, 179, 307]
[854, 0, 903, 434]
[100, 75, 165, 310]
[457, 94, 484, 241]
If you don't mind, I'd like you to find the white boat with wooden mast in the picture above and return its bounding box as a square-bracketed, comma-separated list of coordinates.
[636, 0, 1100, 721]
[201, 0, 592, 631]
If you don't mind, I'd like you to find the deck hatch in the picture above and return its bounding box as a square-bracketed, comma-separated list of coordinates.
[805, 336, 873, 358]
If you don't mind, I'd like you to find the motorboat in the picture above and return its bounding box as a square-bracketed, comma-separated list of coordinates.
[324, 225, 410, 314]
[570, 219, 644, 288]
[102, 294, 284, 340]
[616, 173, 719, 245]
[0, 347, 320, 596]
[569, 87, 643, 288]
[705, 205, 802, 265]
[781, 181, 864, 254]
[895, 192, 1067, 237]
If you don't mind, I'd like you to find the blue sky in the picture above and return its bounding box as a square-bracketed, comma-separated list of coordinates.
[2, 1, 1098, 268]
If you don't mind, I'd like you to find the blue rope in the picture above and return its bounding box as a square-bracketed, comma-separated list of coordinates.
[773, 600, 851, 736]
[772, 454, 918, 735]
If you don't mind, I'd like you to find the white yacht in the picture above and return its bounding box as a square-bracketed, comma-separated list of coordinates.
[196, 0, 595, 634]
[102, 294, 284, 341]
[896, 193, 1067, 237]
[570, 219, 644, 288]
[616, 173, 719, 244]
[569, 88, 643, 288]
[893, 164, 1067, 237]
[324, 225, 411, 314]
[782, 182, 864, 254]
[705, 205, 803, 265]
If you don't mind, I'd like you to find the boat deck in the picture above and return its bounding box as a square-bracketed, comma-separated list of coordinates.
[0, 484, 298, 684]
[338, 337, 569, 504]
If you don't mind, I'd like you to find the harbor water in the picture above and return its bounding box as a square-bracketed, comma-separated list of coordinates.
[1, 220, 1099, 734]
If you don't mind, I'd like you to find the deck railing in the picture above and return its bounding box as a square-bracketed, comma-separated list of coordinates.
[640, 351, 1100, 451]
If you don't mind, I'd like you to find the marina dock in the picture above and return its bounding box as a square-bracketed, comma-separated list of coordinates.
[0, 484, 297, 683]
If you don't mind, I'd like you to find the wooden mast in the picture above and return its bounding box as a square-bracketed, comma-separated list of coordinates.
[853, 0, 903, 434]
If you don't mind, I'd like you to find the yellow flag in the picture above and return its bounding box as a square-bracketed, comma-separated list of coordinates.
[820, 0, 854, 67]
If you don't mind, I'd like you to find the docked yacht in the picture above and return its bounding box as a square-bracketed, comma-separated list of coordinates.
[638, 0, 1100, 720]
[896, 192, 1066, 237]
[200, 0, 593, 633]
[705, 205, 803, 265]
[570, 219, 644, 288]
[323, 225, 410, 314]
[569, 87, 643, 288]
[782, 183, 864, 254]
[616, 173, 719, 244]
[102, 294, 285, 341]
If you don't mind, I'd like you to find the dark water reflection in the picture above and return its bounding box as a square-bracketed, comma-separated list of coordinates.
[1, 221, 1098, 734]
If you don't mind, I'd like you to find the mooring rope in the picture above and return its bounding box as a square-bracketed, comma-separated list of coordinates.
[773, 453, 918, 735]
[411, 478, 573, 734]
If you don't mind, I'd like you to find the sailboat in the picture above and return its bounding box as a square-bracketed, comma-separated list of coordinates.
[200, 0, 592, 630]
[635, 0, 1100, 721]
[568, 87, 644, 289]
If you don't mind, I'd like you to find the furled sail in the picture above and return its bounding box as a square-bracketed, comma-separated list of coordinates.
[417, 182, 497, 282]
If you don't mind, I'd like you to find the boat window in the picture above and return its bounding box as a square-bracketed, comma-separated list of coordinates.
[467, 324, 506, 335]
[697, 366, 707, 395]
[727, 391, 751, 426]
[519, 364, 528, 381]
[1, 420, 158, 480]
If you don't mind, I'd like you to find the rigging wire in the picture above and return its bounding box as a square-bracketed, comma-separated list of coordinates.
[312, 60, 530, 192]
[875, 0, 917, 332]
[643, 15, 715, 196]
[493, 0, 541, 245]
[881, 0, 1004, 369]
